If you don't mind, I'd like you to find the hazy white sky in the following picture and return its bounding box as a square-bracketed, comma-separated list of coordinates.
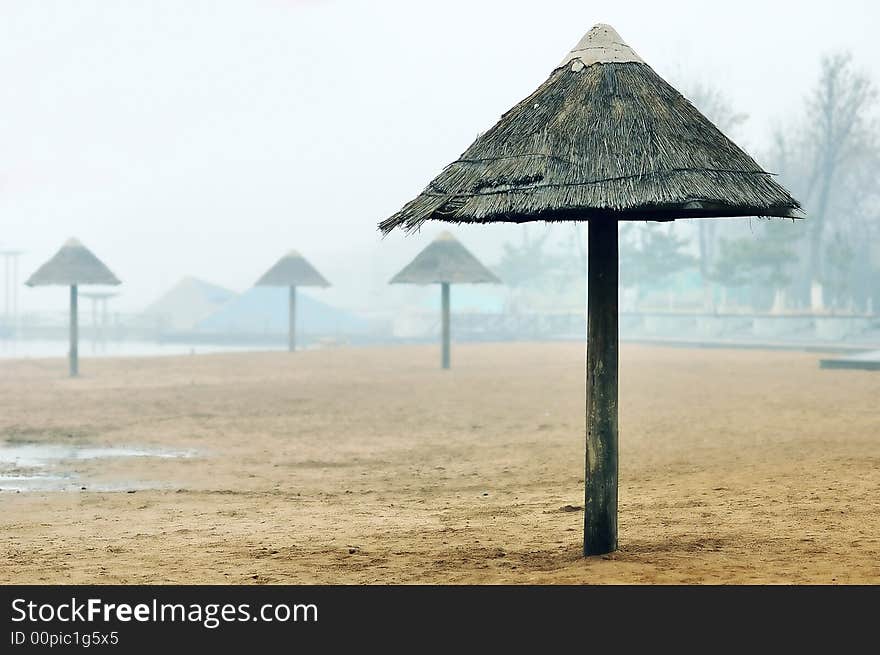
[1, 0, 878, 313]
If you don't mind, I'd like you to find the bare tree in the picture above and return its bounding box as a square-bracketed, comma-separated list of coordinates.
[793, 53, 877, 307]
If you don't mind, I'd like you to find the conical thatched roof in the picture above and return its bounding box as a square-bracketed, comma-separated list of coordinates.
[255, 250, 330, 287]
[380, 24, 801, 234]
[390, 231, 500, 285]
[25, 238, 121, 287]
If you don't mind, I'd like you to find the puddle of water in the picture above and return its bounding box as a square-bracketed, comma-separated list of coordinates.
[0, 473, 71, 491]
[0, 442, 196, 493]
[0, 444, 193, 468]
[0, 476, 173, 493]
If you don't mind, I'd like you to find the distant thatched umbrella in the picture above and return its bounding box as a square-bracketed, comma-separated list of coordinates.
[380, 24, 801, 555]
[255, 250, 330, 352]
[391, 231, 500, 369]
[26, 238, 121, 377]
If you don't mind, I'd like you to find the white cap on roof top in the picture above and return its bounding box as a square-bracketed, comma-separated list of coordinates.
[559, 24, 644, 70]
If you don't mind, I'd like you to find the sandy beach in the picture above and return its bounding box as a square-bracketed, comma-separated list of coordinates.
[1, 342, 878, 584]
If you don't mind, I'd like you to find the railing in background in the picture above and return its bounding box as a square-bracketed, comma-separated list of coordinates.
[3, 310, 880, 348]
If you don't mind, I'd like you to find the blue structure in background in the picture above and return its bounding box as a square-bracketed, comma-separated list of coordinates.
[197, 286, 372, 337]
[417, 285, 506, 313]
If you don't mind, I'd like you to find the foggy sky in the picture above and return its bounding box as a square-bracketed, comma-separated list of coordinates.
[1, 0, 878, 314]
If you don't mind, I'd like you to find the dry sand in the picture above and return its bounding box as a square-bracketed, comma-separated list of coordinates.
[1, 343, 878, 584]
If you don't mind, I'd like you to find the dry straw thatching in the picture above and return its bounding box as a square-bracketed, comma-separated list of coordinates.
[380, 25, 801, 234]
[26, 238, 121, 287]
[390, 231, 500, 285]
[255, 250, 331, 288]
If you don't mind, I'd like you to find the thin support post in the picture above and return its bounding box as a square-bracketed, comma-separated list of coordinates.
[13, 254, 18, 334]
[288, 285, 297, 353]
[584, 219, 618, 556]
[91, 297, 98, 352]
[69, 284, 79, 378]
[101, 297, 109, 349]
[4, 255, 9, 322]
[441, 282, 450, 369]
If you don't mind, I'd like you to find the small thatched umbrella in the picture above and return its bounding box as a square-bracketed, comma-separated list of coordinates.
[390, 231, 500, 369]
[25, 238, 121, 377]
[380, 24, 801, 555]
[255, 250, 330, 352]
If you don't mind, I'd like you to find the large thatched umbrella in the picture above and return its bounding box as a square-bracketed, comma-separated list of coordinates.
[380, 24, 801, 555]
[25, 238, 121, 377]
[255, 250, 330, 352]
[391, 231, 499, 369]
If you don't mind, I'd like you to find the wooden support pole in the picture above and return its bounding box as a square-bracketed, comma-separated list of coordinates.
[584, 219, 618, 556]
[441, 282, 450, 369]
[69, 284, 79, 378]
[288, 285, 297, 353]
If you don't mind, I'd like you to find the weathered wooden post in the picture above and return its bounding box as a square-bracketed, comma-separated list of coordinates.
[584, 219, 618, 554]
[379, 23, 802, 555]
[25, 238, 121, 377]
[288, 285, 297, 352]
[69, 284, 79, 377]
[441, 282, 451, 369]
[390, 231, 499, 370]
[254, 250, 330, 352]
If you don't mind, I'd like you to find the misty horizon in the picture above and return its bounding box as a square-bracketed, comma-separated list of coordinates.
[1, 0, 878, 315]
